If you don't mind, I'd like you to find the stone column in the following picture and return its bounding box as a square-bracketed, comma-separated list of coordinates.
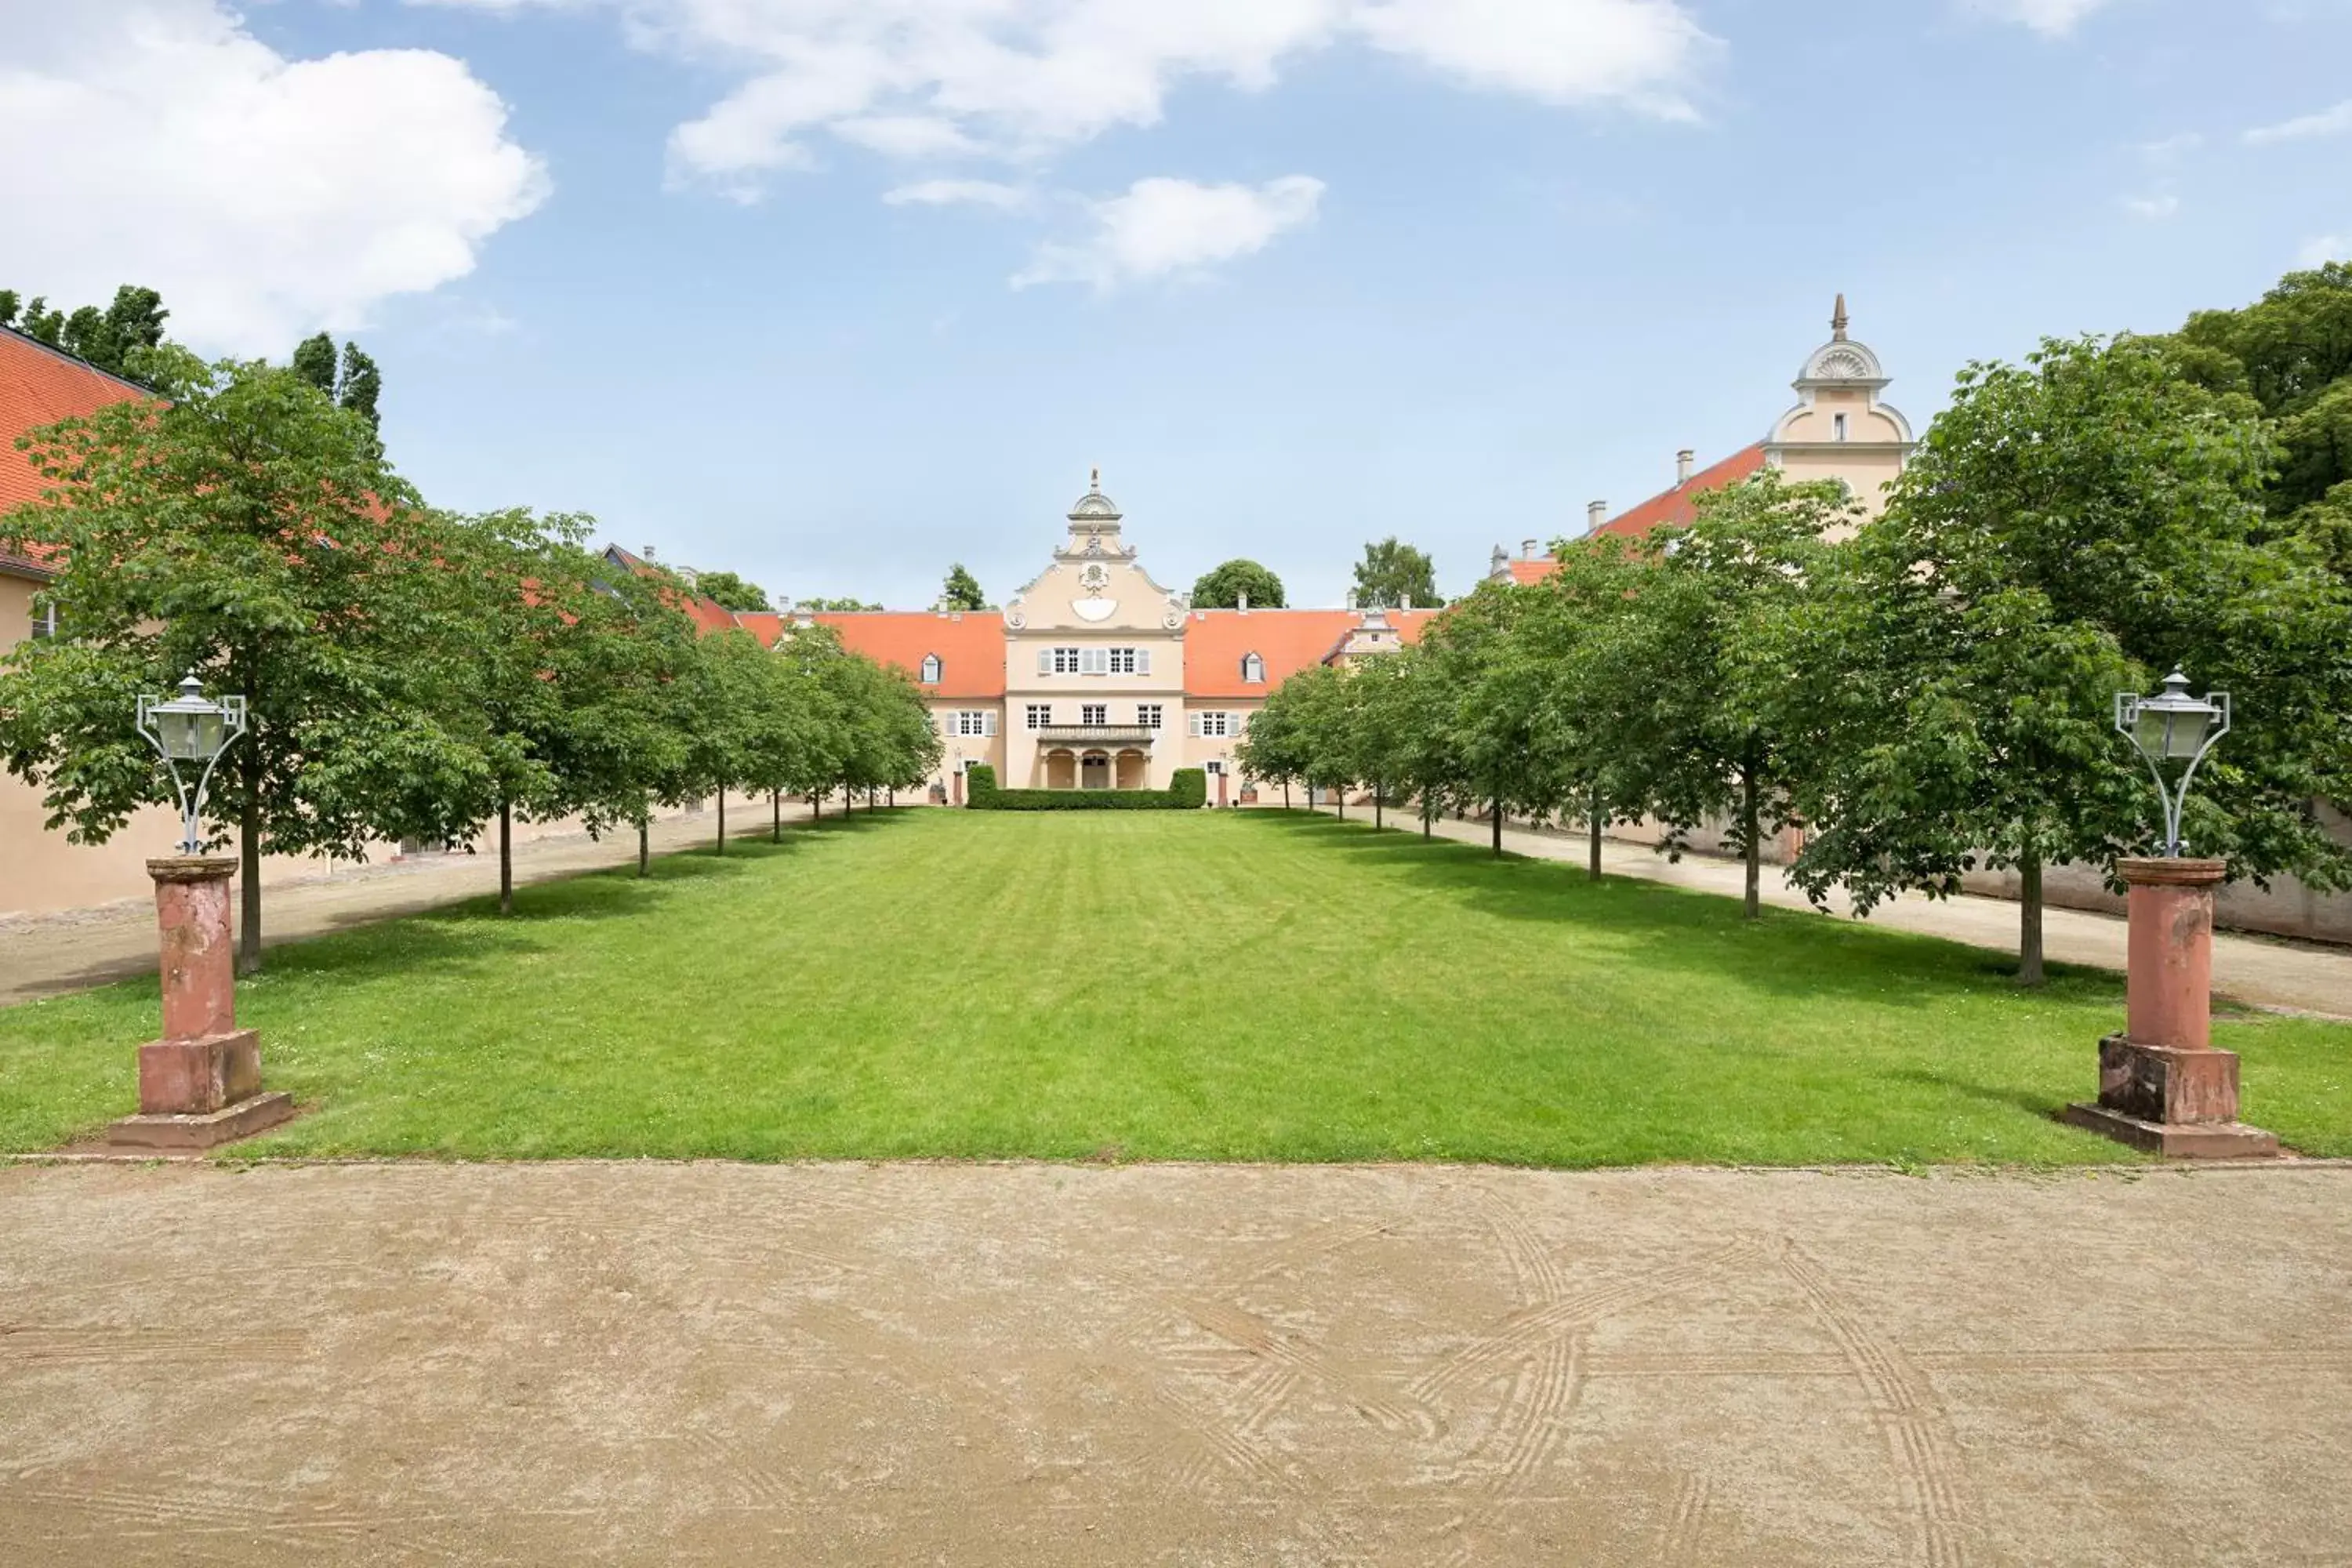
[108, 857, 293, 1149]
[2061, 858, 2276, 1159]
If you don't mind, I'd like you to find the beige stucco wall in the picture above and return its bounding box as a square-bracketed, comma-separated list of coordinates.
[1002, 551, 1189, 791]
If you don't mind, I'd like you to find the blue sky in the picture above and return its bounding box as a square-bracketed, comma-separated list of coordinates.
[11, 0, 2350, 608]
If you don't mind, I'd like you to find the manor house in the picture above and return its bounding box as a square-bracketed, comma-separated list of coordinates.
[718, 477, 1437, 806]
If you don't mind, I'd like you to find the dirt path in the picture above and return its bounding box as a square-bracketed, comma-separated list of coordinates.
[0, 796, 819, 1008]
[1338, 808, 2352, 1018]
[2, 1160, 2345, 1565]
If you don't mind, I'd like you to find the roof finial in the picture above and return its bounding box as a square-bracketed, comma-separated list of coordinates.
[1090, 465, 1100, 491]
[1831, 292, 1849, 341]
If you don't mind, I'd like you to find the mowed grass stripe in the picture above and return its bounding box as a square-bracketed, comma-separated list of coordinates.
[2, 809, 2346, 1163]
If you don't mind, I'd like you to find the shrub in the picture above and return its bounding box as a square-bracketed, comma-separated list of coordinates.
[964, 763, 1210, 811]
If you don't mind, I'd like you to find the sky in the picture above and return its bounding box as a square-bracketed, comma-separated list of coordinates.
[5, 0, 2350, 610]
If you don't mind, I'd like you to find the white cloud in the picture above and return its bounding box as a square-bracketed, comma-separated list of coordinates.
[2245, 100, 2352, 146]
[2298, 235, 2348, 268]
[2121, 194, 2179, 220]
[2, 0, 547, 355]
[412, 0, 1714, 201]
[883, 180, 1034, 211]
[1967, 0, 2118, 36]
[2134, 131, 2201, 161]
[1013, 176, 1324, 291]
[1354, 0, 1710, 118]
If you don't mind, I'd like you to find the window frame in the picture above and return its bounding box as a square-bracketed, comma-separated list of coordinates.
[1136, 703, 1162, 730]
[1080, 702, 1108, 726]
[1051, 646, 1082, 675]
[919, 652, 942, 684]
[1240, 652, 1265, 684]
[1025, 702, 1053, 731]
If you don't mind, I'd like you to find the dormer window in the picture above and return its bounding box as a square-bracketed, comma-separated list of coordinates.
[1832, 413, 1848, 442]
[1241, 652, 1265, 684]
[920, 653, 942, 684]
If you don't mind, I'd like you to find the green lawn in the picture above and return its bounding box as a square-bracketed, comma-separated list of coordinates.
[4, 809, 2347, 1164]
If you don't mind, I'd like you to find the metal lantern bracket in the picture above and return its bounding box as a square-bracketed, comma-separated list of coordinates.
[2114, 673, 2230, 859]
[136, 674, 249, 857]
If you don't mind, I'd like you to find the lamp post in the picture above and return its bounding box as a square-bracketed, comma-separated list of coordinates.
[2114, 670, 2229, 857]
[108, 671, 293, 1149]
[2061, 671, 2274, 1158]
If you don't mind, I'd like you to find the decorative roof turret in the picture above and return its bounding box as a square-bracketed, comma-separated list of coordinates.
[1795, 292, 1887, 389]
[1067, 467, 1123, 525]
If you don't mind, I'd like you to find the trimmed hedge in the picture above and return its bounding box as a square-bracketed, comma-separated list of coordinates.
[966, 764, 1210, 811]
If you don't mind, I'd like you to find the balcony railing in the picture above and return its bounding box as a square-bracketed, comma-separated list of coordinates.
[1030, 724, 1158, 744]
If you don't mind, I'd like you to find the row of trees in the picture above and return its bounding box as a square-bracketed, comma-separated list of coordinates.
[1, 346, 940, 972]
[1241, 325, 2352, 982]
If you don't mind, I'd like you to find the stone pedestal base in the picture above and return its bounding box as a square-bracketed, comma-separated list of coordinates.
[109, 1091, 294, 1150]
[136, 1029, 262, 1116]
[2062, 1033, 2277, 1160]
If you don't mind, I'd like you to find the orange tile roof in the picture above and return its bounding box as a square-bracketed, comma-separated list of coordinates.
[726, 609, 782, 646]
[0, 327, 155, 579]
[1502, 443, 1771, 585]
[812, 610, 1007, 699]
[1182, 608, 1438, 698]
[1592, 442, 1769, 540]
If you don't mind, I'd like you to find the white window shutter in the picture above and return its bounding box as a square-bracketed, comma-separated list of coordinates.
[1138, 648, 1152, 675]
[1037, 648, 1051, 675]
[984, 712, 998, 736]
[1189, 713, 1203, 737]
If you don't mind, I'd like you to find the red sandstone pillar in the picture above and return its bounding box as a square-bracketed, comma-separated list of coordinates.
[2062, 857, 2275, 1159]
[107, 857, 293, 1149]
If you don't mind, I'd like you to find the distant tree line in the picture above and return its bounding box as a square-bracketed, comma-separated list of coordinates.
[1243, 270, 2352, 984]
[0, 343, 940, 972]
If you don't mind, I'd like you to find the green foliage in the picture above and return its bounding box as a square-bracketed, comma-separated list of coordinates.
[290, 332, 384, 432]
[0, 352, 465, 967]
[940, 562, 987, 611]
[794, 595, 884, 612]
[1350, 535, 1439, 609]
[1191, 558, 1287, 609]
[2, 285, 167, 380]
[692, 568, 772, 612]
[968, 765, 1203, 809]
[1780, 336, 2350, 920]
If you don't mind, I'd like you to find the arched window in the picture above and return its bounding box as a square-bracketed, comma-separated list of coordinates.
[920, 653, 942, 684]
[1241, 652, 1265, 684]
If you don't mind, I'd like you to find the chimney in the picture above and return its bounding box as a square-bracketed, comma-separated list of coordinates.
[1587, 500, 1607, 533]
[1237, 591, 1249, 613]
[1521, 538, 1539, 560]
[1676, 449, 1694, 486]
[1402, 594, 1413, 612]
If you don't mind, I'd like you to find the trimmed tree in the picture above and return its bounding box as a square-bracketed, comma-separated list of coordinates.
[1191, 559, 1287, 609]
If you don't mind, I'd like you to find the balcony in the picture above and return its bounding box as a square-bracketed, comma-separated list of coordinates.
[1031, 724, 1158, 745]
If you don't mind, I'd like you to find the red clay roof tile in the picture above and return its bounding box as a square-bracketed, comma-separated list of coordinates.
[0, 328, 155, 579]
[811, 611, 1007, 699]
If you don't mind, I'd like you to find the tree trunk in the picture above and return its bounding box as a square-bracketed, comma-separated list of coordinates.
[716, 789, 726, 855]
[1422, 801, 1432, 840]
[1336, 782, 1345, 821]
[1374, 781, 1383, 830]
[1283, 781, 1291, 811]
[1588, 788, 1603, 882]
[237, 707, 262, 976]
[1740, 765, 1762, 920]
[498, 797, 514, 916]
[2019, 848, 2046, 987]
[637, 812, 649, 877]
[772, 789, 781, 843]
[1491, 791, 1503, 857]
